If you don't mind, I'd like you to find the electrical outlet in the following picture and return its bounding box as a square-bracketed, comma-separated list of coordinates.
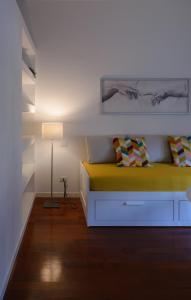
[59, 177, 67, 183]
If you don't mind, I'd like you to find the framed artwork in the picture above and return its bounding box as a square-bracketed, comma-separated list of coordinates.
[101, 78, 190, 114]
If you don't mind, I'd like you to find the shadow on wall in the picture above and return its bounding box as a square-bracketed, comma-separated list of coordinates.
[35, 136, 87, 196]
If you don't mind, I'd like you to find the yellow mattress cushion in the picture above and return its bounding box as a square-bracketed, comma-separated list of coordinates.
[83, 161, 191, 191]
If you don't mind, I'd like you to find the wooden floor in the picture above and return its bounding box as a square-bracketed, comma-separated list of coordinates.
[4, 198, 191, 300]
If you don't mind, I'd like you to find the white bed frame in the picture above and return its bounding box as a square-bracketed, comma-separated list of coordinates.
[80, 162, 191, 227]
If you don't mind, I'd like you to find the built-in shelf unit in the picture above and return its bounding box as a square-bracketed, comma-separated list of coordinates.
[22, 135, 35, 152]
[21, 14, 36, 226]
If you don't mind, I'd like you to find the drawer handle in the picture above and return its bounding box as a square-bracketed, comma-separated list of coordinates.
[122, 201, 145, 206]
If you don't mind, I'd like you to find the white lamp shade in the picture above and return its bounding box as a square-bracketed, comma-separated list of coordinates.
[42, 122, 63, 140]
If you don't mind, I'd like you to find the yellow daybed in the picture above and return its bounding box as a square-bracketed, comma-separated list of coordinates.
[80, 136, 191, 227]
[83, 161, 191, 192]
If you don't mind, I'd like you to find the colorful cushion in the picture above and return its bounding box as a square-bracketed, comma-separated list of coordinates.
[113, 136, 151, 167]
[168, 136, 191, 167]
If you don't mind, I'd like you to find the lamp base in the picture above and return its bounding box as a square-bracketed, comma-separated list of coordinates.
[43, 200, 60, 208]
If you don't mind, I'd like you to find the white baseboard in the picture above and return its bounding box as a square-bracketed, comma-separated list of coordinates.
[36, 192, 80, 198]
[0, 195, 35, 300]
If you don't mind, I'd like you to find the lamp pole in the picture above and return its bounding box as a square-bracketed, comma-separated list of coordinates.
[42, 122, 63, 208]
[44, 140, 60, 208]
[51, 141, 53, 200]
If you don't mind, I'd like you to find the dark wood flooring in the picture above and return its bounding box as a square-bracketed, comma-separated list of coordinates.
[4, 197, 191, 300]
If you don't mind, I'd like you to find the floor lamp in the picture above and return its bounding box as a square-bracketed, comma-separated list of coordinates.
[42, 122, 63, 208]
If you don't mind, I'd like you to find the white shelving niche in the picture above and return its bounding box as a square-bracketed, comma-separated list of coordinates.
[21, 14, 36, 226]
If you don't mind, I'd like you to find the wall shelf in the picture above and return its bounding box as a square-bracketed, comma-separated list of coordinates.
[20, 9, 36, 227]
[22, 102, 36, 113]
[22, 136, 35, 152]
[22, 164, 35, 192]
[22, 16, 35, 55]
[22, 191, 35, 225]
[23, 90, 35, 105]
[22, 60, 35, 85]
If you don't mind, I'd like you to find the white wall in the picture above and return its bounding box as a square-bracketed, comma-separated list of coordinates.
[0, 0, 22, 298]
[19, 0, 191, 195]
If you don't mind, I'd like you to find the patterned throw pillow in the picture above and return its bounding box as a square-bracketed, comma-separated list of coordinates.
[113, 136, 151, 167]
[168, 136, 191, 167]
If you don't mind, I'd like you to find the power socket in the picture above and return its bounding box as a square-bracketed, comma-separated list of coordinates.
[58, 177, 68, 198]
[59, 177, 67, 183]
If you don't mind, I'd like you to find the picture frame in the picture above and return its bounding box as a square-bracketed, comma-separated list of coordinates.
[101, 77, 190, 115]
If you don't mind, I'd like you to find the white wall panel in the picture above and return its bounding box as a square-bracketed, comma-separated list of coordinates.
[0, 0, 22, 298]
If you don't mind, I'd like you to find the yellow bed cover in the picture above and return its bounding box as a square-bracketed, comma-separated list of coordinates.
[83, 161, 191, 192]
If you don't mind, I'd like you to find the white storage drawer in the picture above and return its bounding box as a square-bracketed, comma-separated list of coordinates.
[179, 201, 191, 221]
[95, 199, 174, 221]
